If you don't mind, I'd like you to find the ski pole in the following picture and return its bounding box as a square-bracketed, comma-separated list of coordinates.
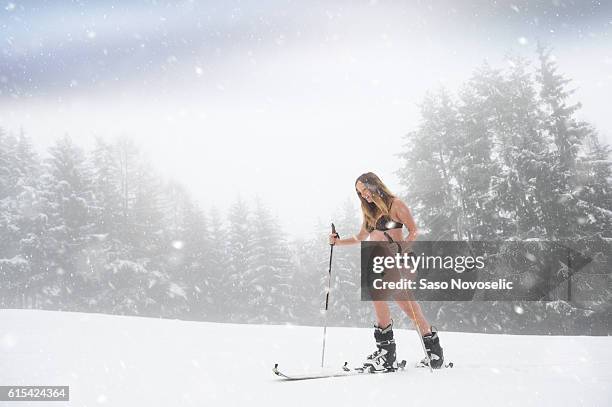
[321, 223, 339, 368]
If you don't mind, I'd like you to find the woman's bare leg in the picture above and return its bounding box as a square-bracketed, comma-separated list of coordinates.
[372, 301, 392, 327]
[395, 300, 431, 336]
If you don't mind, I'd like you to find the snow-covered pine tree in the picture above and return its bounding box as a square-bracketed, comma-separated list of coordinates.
[226, 196, 254, 322]
[536, 45, 588, 238]
[90, 138, 174, 317]
[181, 202, 211, 317]
[537, 44, 612, 238]
[84, 137, 126, 311]
[575, 133, 612, 236]
[0, 129, 41, 308]
[398, 89, 463, 240]
[0, 127, 11, 200]
[90, 137, 123, 238]
[40, 135, 97, 309]
[248, 198, 296, 324]
[131, 150, 184, 317]
[206, 206, 228, 321]
[491, 57, 550, 240]
[161, 180, 210, 319]
[456, 66, 507, 240]
[0, 130, 40, 257]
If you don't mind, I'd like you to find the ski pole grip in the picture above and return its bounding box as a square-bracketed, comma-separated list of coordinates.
[331, 223, 340, 239]
[384, 232, 402, 253]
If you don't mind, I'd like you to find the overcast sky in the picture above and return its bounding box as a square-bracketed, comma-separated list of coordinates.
[1, 0, 611, 238]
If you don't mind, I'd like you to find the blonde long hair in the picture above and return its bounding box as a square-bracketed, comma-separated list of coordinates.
[355, 172, 396, 232]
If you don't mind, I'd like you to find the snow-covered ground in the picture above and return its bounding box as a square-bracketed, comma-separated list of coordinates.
[2, 309, 611, 407]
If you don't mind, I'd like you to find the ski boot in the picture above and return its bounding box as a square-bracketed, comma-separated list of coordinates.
[419, 327, 444, 369]
[363, 321, 397, 372]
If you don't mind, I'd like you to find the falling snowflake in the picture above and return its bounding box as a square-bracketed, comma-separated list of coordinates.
[2, 333, 17, 349]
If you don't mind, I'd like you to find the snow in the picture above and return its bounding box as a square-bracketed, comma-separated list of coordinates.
[1, 309, 611, 407]
[0, 256, 28, 267]
[168, 283, 187, 299]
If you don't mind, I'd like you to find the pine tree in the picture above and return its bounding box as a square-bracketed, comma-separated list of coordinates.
[206, 206, 228, 320]
[494, 57, 550, 239]
[0, 129, 41, 308]
[456, 66, 507, 239]
[83, 137, 126, 311]
[162, 181, 211, 319]
[0, 127, 10, 200]
[40, 135, 97, 309]
[226, 197, 253, 322]
[575, 133, 612, 236]
[249, 198, 295, 323]
[398, 89, 458, 240]
[90, 137, 123, 237]
[536, 45, 591, 238]
[87, 138, 180, 317]
[0, 129, 41, 255]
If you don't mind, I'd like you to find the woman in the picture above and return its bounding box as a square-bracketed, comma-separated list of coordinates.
[329, 172, 444, 370]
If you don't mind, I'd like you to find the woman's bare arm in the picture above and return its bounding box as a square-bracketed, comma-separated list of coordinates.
[330, 221, 369, 246]
[392, 199, 418, 242]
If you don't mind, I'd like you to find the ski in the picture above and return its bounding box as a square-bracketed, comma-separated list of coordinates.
[273, 360, 408, 381]
[416, 360, 455, 369]
[273, 360, 454, 381]
[272, 364, 364, 381]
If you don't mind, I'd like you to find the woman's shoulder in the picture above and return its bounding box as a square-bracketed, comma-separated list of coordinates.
[390, 196, 406, 209]
[390, 197, 409, 215]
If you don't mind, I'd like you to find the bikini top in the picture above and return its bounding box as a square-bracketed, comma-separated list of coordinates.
[374, 215, 403, 231]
